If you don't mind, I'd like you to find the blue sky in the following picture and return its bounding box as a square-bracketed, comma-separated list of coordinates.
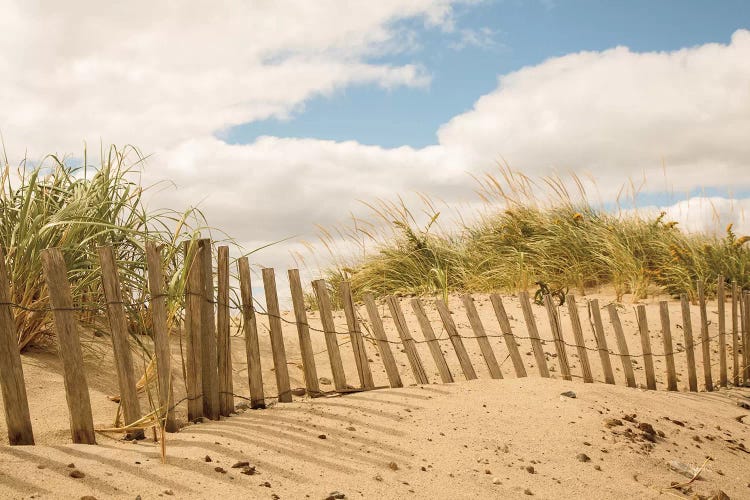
[222, 0, 750, 149]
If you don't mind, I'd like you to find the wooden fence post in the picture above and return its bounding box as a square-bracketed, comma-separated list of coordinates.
[731, 282, 739, 386]
[217, 246, 234, 416]
[744, 292, 750, 385]
[543, 295, 572, 381]
[184, 241, 203, 420]
[411, 299, 454, 383]
[659, 301, 678, 391]
[697, 281, 713, 391]
[717, 276, 727, 387]
[518, 291, 550, 378]
[288, 269, 320, 395]
[311, 280, 347, 392]
[41, 248, 96, 444]
[262, 268, 292, 402]
[489, 294, 527, 378]
[340, 282, 374, 389]
[362, 294, 402, 388]
[461, 295, 503, 379]
[588, 299, 615, 384]
[635, 305, 656, 390]
[198, 239, 220, 419]
[679, 294, 699, 391]
[238, 257, 265, 409]
[386, 296, 429, 385]
[435, 298, 478, 380]
[606, 304, 636, 388]
[97, 246, 143, 436]
[145, 241, 177, 432]
[0, 246, 34, 445]
[565, 295, 593, 383]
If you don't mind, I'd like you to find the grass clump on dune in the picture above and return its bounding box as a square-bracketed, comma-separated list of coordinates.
[316, 169, 749, 303]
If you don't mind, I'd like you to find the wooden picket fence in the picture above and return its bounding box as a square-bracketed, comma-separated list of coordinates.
[0, 240, 749, 448]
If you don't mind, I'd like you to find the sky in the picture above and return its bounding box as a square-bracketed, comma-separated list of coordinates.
[2, 0, 750, 285]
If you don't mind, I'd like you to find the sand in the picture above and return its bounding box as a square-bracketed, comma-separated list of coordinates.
[0, 291, 749, 499]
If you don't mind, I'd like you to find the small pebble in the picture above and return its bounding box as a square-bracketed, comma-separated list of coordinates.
[388, 462, 399, 471]
[69, 470, 85, 479]
[576, 453, 591, 463]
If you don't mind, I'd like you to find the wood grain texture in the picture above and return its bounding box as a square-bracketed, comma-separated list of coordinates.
[340, 282, 374, 389]
[435, 299, 477, 380]
[731, 282, 739, 387]
[411, 298, 453, 383]
[0, 246, 34, 445]
[543, 295, 571, 381]
[697, 281, 713, 391]
[659, 301, 678, 391]
[635, 304, 656, 390]
[97, 245, 143, 435]
[145, 241, 177, 432]
[184, 241, 203, 420]
[288, 269, 320, 394]
[41, 248, 96, 444]
[217, 246, 234, 416]
[198, 239, 220, 419]
[588, 299, 615, 385]
[262, 268, 292, 402]
[238, 257, 265, 408]
[489, 294, 526, 378]
[680, 294, 699, 392]
[606, 304, 636, 388]
[565, 295, 592, 383]
[386, 296, 429, 385]
[362, 294, 402, 388]
[312, 280, 347, 391]
[461, 295, 502, 379]
[518, 291, 549, 378]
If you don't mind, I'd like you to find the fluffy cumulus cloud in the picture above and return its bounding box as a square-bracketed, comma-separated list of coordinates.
[2, 2, 749, 276]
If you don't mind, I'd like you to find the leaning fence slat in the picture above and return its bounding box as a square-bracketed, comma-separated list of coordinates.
[542, 295, 571, 381]
[0, 246, 34, 445]
[435, 299, 477, 380]
[340, 282, 374, 389]
[461, 295, 503, 379]
[362, 294, 403, 388]
[312, 280, 347, 392]
[659, 301, 678, 391]
[518, 291, 550, 378]
[238, 257, 265, 408]
[198, 239, 220, 419]
[588, 299, 615, 385]
[411, 299, 453, 383]
[744, 292, 750, 384]
[145, 241, 177, 432]
[565, 295, 593, 383]
[717, 276, 727, 388]
[262, 268, 292, 402]
[387, 296, 429, 385]
[606, 304, 636, 388]
[635, 305, 656, 390]
[697, 281, 713, 391]
[41, 248, 96, 444]
[489, 294, 527, 378]
[98, 245, 143, 435]
[217, 246, 234, 416]
[288, 269, 320, 395]
[184, 241, 203, 420]
[680, 294, 699, 392]
[731, 282, 739, 386]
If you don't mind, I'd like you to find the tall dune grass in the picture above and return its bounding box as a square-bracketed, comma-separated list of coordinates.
[312, 168, 749, 304]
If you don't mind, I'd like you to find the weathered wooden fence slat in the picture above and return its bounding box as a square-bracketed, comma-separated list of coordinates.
[0, 246, 35, 445]
[198, 239, 220, 419]
[543, 295, 571, 381]
[387, 296, 430, 385]
[697, 281, 713, 392]
[635, 305, 656, 390]
[489, 294, 527, 378]
[238, 257, 265, 409]
[312, 280, 347, 392]
[731, 282, 739, 387]
[217, 246, 234, 416]
[607, 304, 636, 388]
[717, 276, 727, 388]
[184, 241, 204, 421]
[680, 294, 699, 392]
[435, 298, 477, 380]
[41, 248, 96, 444]
[411, 299, 454, 383]
[518, 291, 550, 378]
[588, 299, 615, 385]
[461, 295, 503, 379]
[363, 293, 403, 388]
[659, 301, 678, 391]
[98, 245, 143, 436]
[288, 269, 320, 395]
[145, 241, 177, 432]
[341, 282, 375, 389]
[263, 268, 292, 402]
[565, 295, 593, 383]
